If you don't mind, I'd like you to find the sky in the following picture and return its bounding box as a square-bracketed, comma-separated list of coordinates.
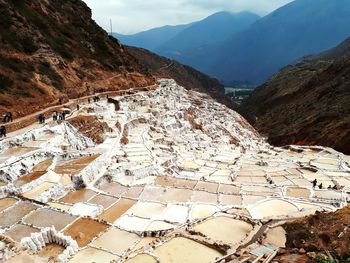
[83, 0, 293, 35]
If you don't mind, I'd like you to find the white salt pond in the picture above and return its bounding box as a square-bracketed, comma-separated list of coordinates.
[192, 216, 253, 245]
[154, 237, 223, 263]
[249, 199, 299, 219]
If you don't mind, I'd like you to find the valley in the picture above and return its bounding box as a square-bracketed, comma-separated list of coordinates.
[0, 80, 349, 262]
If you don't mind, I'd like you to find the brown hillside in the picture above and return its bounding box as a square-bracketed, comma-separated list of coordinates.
[276, 206, 350, 262]
[0, 0, 154, 118]
[240, 38, 350, 154]
[126, 46, 232, 108]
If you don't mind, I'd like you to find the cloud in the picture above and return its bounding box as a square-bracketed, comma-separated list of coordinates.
[83, 0, 293, 34]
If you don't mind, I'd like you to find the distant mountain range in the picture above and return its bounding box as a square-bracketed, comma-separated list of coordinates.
[240, 37, 350, 154]
[115, 0, 350, 85]
[113, 24, 191, 52]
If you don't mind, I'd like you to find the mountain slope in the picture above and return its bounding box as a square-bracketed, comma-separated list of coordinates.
[0, 0, 229, 119]
[113, 24, 190, 52]
[240, 37, 350, 154]
[0, 0, 154, 117]
[195, 0, 350, 84]
[126, 46, 231, 108]
[157, 11, 260, 56]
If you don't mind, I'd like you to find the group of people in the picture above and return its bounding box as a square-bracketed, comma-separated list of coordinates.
[312, 179, 343, 190]
[2, 112, 12, 123]
[88, 96, 101, 103]
[52, 111, 66, 122]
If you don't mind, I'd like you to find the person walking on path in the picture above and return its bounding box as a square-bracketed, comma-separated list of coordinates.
[76, 104, 80, 111]
[52, 111, 57, 122]
[0, 125, 6, 138]
[38, 114, 45, 124]
[6, 112, 12, 122]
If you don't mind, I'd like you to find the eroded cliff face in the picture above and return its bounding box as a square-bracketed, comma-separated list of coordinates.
[0, 0, 154, 117]
[240, 39, 350, 155]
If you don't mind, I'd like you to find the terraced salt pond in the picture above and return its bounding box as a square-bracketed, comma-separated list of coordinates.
[192, 216, 253, 245]
[154, 237, 223, 263]
[0, 79, 349, 262]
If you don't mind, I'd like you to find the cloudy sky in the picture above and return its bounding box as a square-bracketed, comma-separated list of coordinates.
[83, 0, 293, 34]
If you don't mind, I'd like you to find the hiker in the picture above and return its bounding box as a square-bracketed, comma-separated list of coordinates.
[318, 183, 323, 189]
[1, 113, 6, 123]
[76, 104, 80, 111]
[312, 179, 317, 188]
[88, 98, 90, 104]
[52, 111, 57, 121]
[328, 185, 332, 190]
[6, 112, 12, 122]
[38, 114, 45, 124]
[0, 125, 6, 138]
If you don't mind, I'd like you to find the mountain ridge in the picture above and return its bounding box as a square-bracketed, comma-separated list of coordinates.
[0, 0, 228, 119]
[240, 36, 350, 154]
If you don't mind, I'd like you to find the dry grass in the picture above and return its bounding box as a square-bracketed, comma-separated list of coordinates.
[120, 135, 129, 145]
[68, 115, 111, 144]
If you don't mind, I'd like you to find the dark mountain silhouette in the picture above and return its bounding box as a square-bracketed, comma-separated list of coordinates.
[240, 37, 350, 154]
[113, 24, 191, 52]
[114, 11, 259, 62]
[206, 0, 350, 84]
[156, 11, 260, 56]
[126, 46, 230, 108]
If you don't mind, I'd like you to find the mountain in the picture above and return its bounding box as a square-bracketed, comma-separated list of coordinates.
[0, 0, 229, 119]
[240, 37, 350, 154]
[205, 0, 350, 84]
[156, 11, 260, 56]
[0, 0, 153, 117]
[126, 46, 231, 108]
[113, 24, 190, 52]
[114, 11, 260, 59]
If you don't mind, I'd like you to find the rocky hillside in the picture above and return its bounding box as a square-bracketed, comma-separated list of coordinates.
[0, 0, 231, 119]
[126, 46, 232, 108]
[0, 0, 155, 118]
[240, 37, 350, 154]
[277, 206, 350, 262]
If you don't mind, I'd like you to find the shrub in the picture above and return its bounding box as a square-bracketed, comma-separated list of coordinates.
[120, 135, 129, 145]
[0, 74, 13, 91]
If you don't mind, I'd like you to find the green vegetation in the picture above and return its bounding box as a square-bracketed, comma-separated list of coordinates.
[0, 74, 13, 91]
[38, 61, 64, 90]
[316, 255, 340, 263]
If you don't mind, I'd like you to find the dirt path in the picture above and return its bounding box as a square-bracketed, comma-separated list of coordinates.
[1, 84, 157, 137]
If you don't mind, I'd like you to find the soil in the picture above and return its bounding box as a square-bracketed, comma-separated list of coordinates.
[68, 115, 111, 144]
[98, 198, 135, 223]
[37, 243, 65, 260]
[63, 218, 109, 247]
[279, 206, 350, 261]
[59, 189, 96, 204]
[4, 224, 40, 242]
[0, 202, 38, 228]
[14, 171, 47, 186]
[23, 208, 77, 231]
[0, 197, 17, 212]
[32, 159, 53, 172]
